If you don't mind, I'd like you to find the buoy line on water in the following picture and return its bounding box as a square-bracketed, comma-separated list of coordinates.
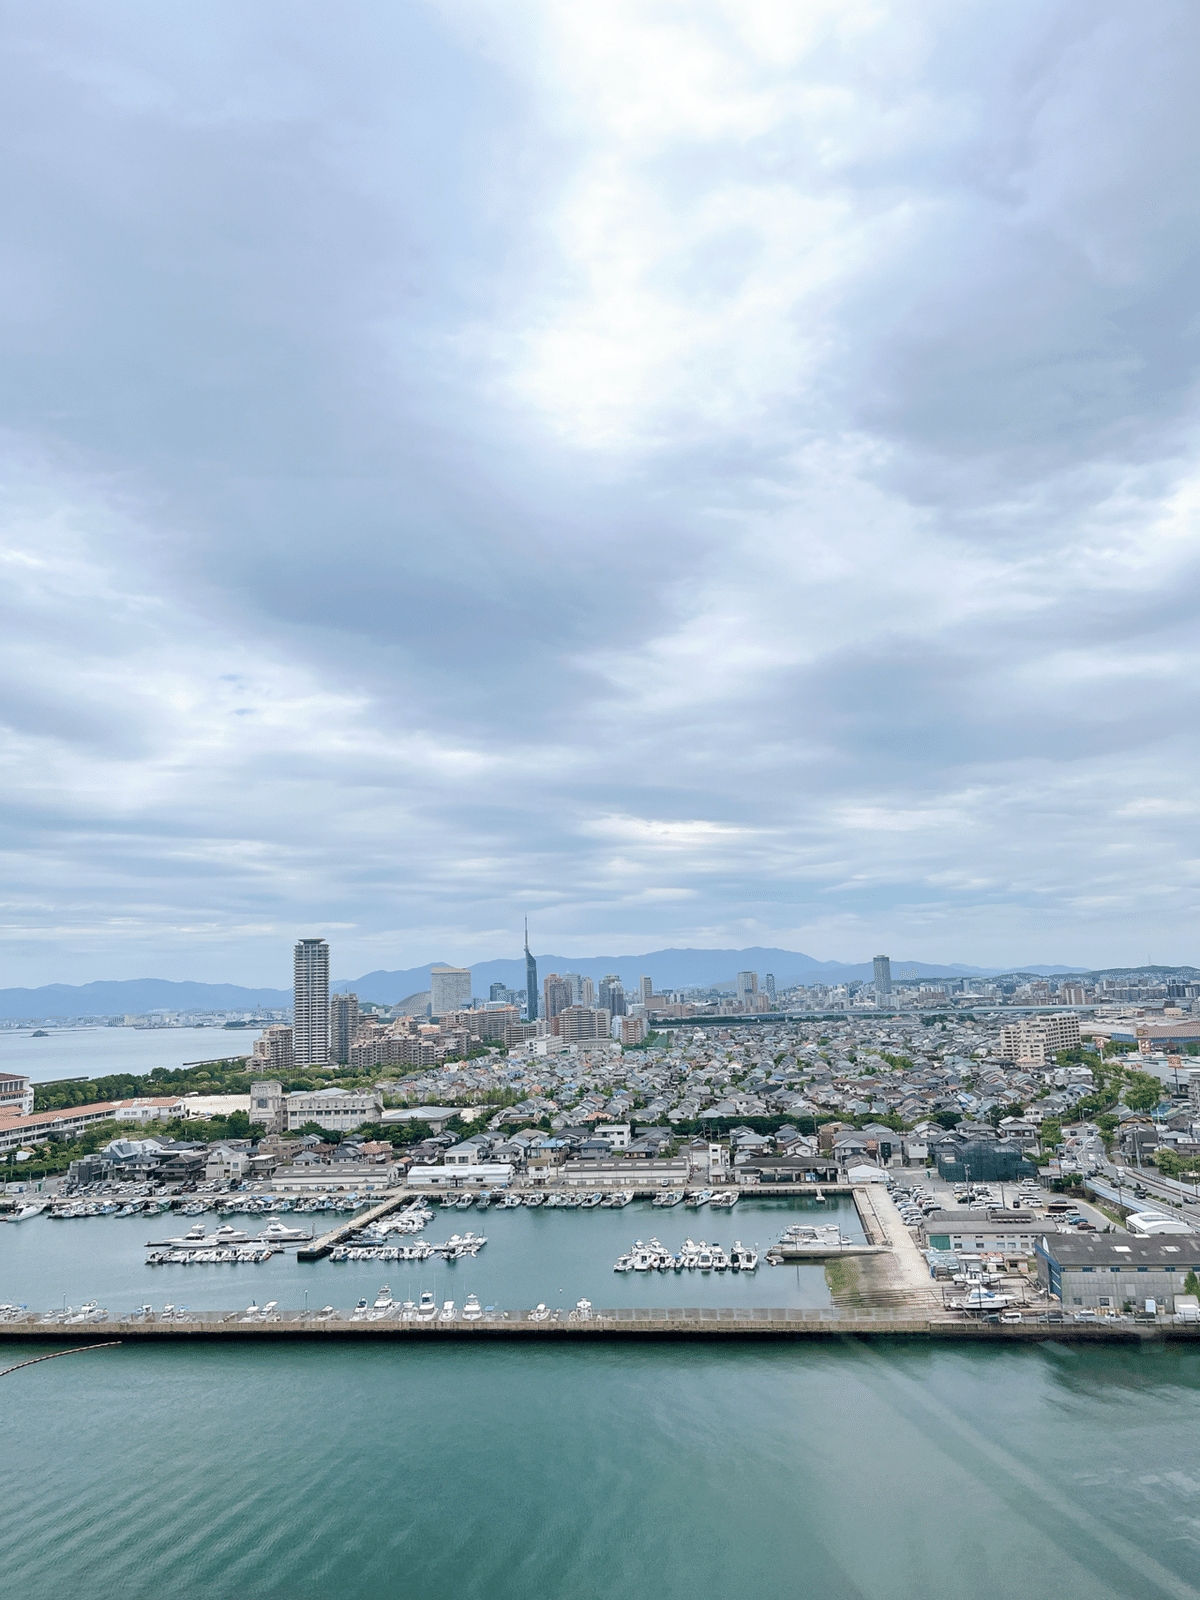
[0, 1341, 122, 1377]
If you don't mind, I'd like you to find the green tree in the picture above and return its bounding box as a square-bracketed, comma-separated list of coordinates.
[1123, 1072, 1163, 1112]
[1184, 1270, 1200, 1297]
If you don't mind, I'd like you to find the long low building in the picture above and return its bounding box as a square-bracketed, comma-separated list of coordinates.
[0, 1097, 186, 1152]
[557, 1158, 689, 1189]
[1035, 1231, 1200, 1313]
[407, 1163, 515, 1188]
[922, 1211, 1043, 1258]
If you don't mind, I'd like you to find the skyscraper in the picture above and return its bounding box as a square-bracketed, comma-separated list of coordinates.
[873, 955, 892, 998]
[736, 971, 758, 1004]
[329, 992, 359, 1064]
[524, 920, 538, 1021]
[293, 938, 330, 1066]
[599, 974, 626, 1016]
[431, 965, 472, 1014]
[639, 975, 653, 1003]
[543, 973, 572, 1021]
[765, 973, 776, 1001]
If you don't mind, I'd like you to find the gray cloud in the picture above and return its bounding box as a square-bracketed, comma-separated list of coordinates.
[1, 0, 1199, 984]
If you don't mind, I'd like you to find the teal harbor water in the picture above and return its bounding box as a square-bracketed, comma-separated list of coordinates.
[2, 1336, 1200, 1600]
[1, 1195, 859, 1313]
[0, 1023, 240, 1082]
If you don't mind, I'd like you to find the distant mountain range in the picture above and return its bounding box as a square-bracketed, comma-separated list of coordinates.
[0, 947, 1096, 1018]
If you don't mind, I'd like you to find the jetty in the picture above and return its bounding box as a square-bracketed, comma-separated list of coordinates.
[1, 1308, 1198, 1345]
[295, 1191, 412, 1261]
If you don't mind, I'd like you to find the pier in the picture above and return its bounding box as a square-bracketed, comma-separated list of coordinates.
[2, 1308, 1198, 1345]
[295, 1191, 414, 1261]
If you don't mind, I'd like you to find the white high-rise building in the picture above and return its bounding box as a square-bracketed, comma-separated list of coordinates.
[431, 965, 472, 1015]
[640, 975, 653, 1003]
[736, 971, 758, 1004]
[293, 938, 330, 1066]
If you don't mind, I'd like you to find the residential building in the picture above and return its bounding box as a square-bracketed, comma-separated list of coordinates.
[329, 992, 360, 1064]
[873, 955, 892, 999]
[599, 975, 626, 1017]
[431, 965, 472, 1015]
[554, 1005, 612, 1043]
[543, 974, 572, 1022]
[293, 937, 330, 1066]
[736, 971, 758, 1005]
[765, 974, 776, 1002]
[998, 1014, 1082, 1064]
[640, 975, 653, 1003]
[252, 1024, 293, 1075]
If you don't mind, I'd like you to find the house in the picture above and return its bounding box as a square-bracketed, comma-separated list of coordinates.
[205, 1144, 253, 1183]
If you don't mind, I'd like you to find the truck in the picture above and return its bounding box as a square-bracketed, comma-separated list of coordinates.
[1175, 1295, 1199, 1323]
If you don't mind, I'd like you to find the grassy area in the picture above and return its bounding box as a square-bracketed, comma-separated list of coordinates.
[825, 1257, 864, 1306]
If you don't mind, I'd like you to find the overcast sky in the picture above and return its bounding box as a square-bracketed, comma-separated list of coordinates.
[2, 0, 1199, 987]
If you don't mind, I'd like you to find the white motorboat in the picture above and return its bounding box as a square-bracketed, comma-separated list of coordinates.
[731, 1241, 758, 1271]
[697, 1243, 714, 1271]
[710, 1244, 730, 1271]
[438, 1300, 458, 1322]
[416, 1291, 438, 1320]
[528, 1303, 551, 1322]
[686, 1189, 712, 1208]
[463, 1293, 482, 1321]
[373, 1285, 394, 1310]
[256, 1221, 314, 1243]
[5, 1203, 46, 1223]
[613, 1253, 633, 1272]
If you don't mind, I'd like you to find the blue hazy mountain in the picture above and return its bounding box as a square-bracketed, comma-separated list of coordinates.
[0, 951, 1085, 1018]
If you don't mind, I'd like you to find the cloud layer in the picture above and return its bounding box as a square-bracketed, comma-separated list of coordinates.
[2, 0, 1199, 983]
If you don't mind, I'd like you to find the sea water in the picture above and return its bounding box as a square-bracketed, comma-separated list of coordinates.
[1, 1336, 1198, 1600]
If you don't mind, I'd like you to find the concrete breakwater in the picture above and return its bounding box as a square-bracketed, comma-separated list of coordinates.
[3, 1309, 1198, 1344]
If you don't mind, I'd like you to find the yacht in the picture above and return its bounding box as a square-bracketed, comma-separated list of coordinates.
[373, 1285, 394, 1310]
[681, 1239, 700, 1269]
[399, 1300, 418, 1321]
[574, 1299, 593, 1319]
[5, 1202, 46, 1223]
[613, 1253, 633, 1272]
[710, 1244, 730, 1271]
[463, 1293, 482, 1321]
[438, 1300, 458, 1322]
[631, 1244, 654, 1271]
[613, 1190, 634, 1207]
[416, 1291, 438, 1320]
[731, 1241, 759, 1271]
[256, 1221, 314, 1244]
[697, 1243, 714, 1271]
[528, 1303, 551, 1322]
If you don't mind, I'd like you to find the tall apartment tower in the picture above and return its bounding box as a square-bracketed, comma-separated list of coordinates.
[329, 992, 360, 1064]
[765, 973, 776, 1001]
[640, 975, 653, 1003]
[599, 976, 626, 1017]
[873, 955, 893, 998]
[736, 971, 758, 1004]
[543, 973, 572, 1021]
[431, 965, 472, 1015]
[524, 920, 539, 1021]
[293, 938, 330, 1065]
